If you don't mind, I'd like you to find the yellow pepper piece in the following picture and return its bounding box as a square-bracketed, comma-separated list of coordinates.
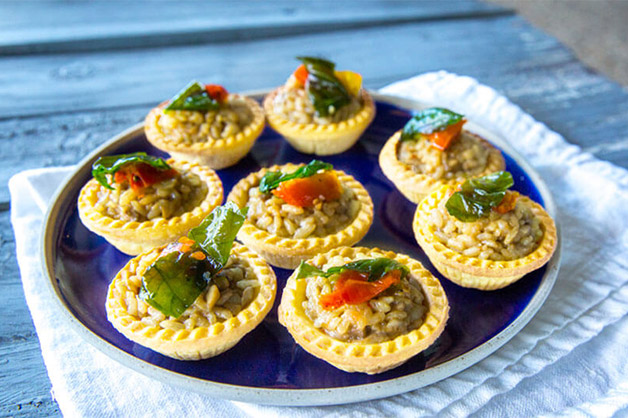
[334, 70, 362, 97]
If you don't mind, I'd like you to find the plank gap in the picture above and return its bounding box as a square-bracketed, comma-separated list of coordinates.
[0, 9, 514, 57]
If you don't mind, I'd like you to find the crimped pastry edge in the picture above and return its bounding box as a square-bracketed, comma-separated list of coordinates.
[227, 164, 374, 269]
[277, 246, 449, 374]
[77, 159, 224, 255]
[263, 89, 375, 155]
[379, 130, 505, 204]
[144, 95, 265, 169]
[413, 185, 558, 290]
[105, 243, 277, 360]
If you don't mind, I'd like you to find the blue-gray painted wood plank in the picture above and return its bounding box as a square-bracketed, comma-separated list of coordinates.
[0, 15, 615, 118]
[0, 1, 509, 55]
[2, 3, 628, 416]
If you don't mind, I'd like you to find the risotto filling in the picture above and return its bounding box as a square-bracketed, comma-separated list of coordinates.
[151, 97, 254, 144]
[271, 80, 363, 125]
[246, 182, 360, 239]
[303, 261, 426, 343]
[398, 131, 493, 181]
[430, 197, 544, 261]
[123, 256, 260, 330]
[95, 170, 208, 222]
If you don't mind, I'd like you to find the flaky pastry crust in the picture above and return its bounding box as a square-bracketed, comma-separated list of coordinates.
[278, 246, 449, 374]
[263, 89, 375, 155]
[413, 186, 558, 290]
[144, 95, 265, 169]
[78, 160, 223, 255]
[379, 130, 505, 204]
[227, 164, 374, 269]
[106, 243, 276, 360]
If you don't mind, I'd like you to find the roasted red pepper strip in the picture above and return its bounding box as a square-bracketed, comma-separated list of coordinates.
[293, 64, 309, 86]
[272, 171, 342, 207]
[425, 119, 466, 151]
[319, 269, 402, 310]
[493, 191, 519, 214]
[113, 162, 177, 192]
[205, 84, 228, 103]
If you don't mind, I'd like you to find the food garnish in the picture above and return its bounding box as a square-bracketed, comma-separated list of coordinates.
[296, 258, 410, 310]
[92, 152, 176, 191]
[139, 202, 247, 318]
[445, 171, 516, 222]
[400, 107, 466, 151]
[294, 56, 353, 117]
[165, 81, 228, 112]
[259, 160, 341, 207]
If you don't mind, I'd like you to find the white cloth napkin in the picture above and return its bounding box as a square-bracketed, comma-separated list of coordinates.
[10, 71, 628, 417]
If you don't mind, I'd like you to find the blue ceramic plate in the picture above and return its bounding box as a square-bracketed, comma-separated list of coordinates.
[41, 92, 560, 406]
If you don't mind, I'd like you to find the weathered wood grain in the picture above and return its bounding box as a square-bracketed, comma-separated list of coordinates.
[2, 3, 628, 415]
[0, 211, 60, 416]
[0, 1, 508, 55]
[0, 14, 572, 118]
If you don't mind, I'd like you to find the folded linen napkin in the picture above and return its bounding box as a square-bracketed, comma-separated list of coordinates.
[10, 71, 628, 417]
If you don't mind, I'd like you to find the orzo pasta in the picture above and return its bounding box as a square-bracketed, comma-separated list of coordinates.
[303, 265, 426, 344]
[245, 183, 360, 239]
[149, 97, 254, 145]
[125, 256, 260, 330]
[398, 131, 493, 181]
[427, 195, 543, 261]
[270, 84, 362, 125]
[94, 170, 208, 222]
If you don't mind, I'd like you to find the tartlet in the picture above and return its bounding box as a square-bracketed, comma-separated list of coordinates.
[105, 244, 277, 360]
[278, 246, 449, 374]
[145, 81, 265, 169]
[379, 108, 505, 204]
[413, 180, 557, 290]
[78, 157, 223, 255]
[227, 161, 374, 269]
[263, 57, 375, 155]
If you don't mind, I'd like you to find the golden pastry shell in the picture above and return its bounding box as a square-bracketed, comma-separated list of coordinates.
[379, 130, 505, 204]
[144, 95, 265, 169]
[413, 185, 558, 290]
[263, 89, 375, 155]
[278, 246, 449, 374]
[106, 243, 277, 360]
[77, 159, 224, 255]
[227, 163, 374, 269]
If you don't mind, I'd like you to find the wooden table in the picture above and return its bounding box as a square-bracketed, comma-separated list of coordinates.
[2, 1, 627, 415]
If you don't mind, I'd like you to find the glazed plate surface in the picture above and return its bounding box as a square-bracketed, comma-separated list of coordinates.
[42, 92, 561, 405]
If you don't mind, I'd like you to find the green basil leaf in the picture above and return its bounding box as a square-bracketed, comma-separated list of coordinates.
[139, 250, 212, 318]
[295, 261, 327, 280]
[91, 152, 171, 190]
[462, 171, 514, 194]
[164, 80, 219, 112]
[140, 203, 248, 318]
[446, 171, 514, 222]
[295, 258, 409, 283]
[400, 107, 464, 142]
[187, 202, 248, 272]
[259, 160, 333, 193]
[297, 56, 351, 117]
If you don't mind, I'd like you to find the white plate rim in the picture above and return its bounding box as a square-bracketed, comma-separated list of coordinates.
[40, 91, 562, 406]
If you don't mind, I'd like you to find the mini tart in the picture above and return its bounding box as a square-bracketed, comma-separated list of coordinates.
[144, 95, 265, 169]
[78, 160, 223, 255]
[278, 246, 449, 374]
[227, 164, 374, 269]
[413, 186, 558, 290]
[379, 130, 505, 204]
[106, 243, 276, 360]
[263, 89, 375, 155]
